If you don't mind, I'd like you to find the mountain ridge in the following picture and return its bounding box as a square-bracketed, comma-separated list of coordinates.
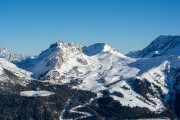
[16, 41, 128, 79]
[127, 35, 180, 58]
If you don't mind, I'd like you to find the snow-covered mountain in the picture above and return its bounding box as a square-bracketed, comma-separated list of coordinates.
[126, 35, 180, 58]
[14, 40, 180, 114]
[2, 37, 180, 119]
[0, 47, 27, 62]
[17, 41, 128, 79]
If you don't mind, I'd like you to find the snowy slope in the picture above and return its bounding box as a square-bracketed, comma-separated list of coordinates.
[126, 35, 180, 58]
[76, 55, 180, 111]
[0, 58, 32, 84]
[20, 91, 54, 97]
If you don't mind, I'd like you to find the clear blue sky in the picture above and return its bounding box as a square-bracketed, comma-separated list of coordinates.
[0, 0, 180, 56]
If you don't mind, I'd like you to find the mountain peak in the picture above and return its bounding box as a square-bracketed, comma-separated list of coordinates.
[151, 35, 180, 49]
[158, 35, 180, 38]
[16, 41, 128, 79]
[83, 43, 125, 57]
[127, 35, 180, 58]
[49, 41, 81, 49]
[48, 41, 125, 57]
[38, 41, 83, 61]
[83, 43, 107, 56]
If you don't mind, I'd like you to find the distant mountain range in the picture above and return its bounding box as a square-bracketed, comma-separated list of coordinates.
[0, 47, 28, 62]
[0, 35, 180, 119]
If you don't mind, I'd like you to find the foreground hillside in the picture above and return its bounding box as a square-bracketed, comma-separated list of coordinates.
[0, 81, 175, 120]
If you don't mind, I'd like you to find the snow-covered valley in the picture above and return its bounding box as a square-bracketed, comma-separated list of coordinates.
[20, 91, 55, 97]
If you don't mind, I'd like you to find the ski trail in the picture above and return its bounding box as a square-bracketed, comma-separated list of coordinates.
[60, 98, 71, 120]
[69, 104, 93, 119]
[60, 90, 77, 120]
[59, 89, 94, 120]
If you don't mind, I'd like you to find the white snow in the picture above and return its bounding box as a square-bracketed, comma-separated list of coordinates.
[20, 91, 54, 97]
[0, 58, 32, 83]
[69, 105, 93, 119]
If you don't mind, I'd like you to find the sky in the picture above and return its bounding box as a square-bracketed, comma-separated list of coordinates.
[0, 0, 180, 56]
